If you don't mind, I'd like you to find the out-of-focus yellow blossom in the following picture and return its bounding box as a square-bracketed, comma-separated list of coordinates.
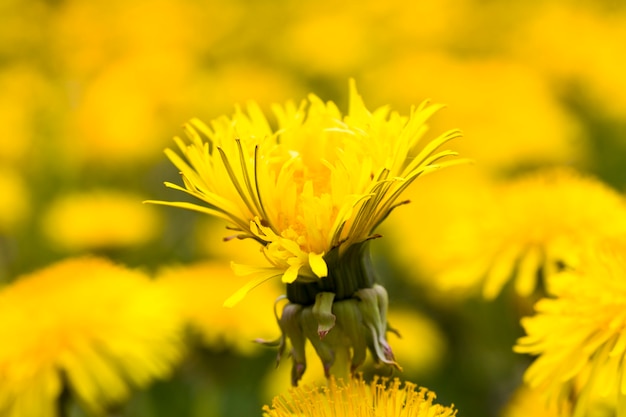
[150, 80, 463, 382]
[50, 0, 237, 77]
[385, 307, 447, 378]
[0, 167, 30, 232]
[0, 1, 44, 55]
[501, 384, 566, 417]
[371, 0, 471, 50]
[388, 167, 626, 300]
[515, 245, 626, 417]
[67, 54, 193, 164]
[185, 62, 306, 119]
[277, 7, 372, 76]
[0, 65, 57, 164]
[0, 257, 184, 417]
[49, 0, 249, 166]
[363, 53, 584, 172]
[155, 261, 283, 355]
[513, 3, 626, 118]
[263, 375, 457, 417]
[476, 168, 626, 299]
[41, 190, 161, 252]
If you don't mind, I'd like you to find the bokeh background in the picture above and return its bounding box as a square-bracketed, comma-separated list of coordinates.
[2, 0, 626, 416]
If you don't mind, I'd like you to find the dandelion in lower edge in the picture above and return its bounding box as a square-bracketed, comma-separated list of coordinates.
[148, 79, 464, 383]
[0, 257, 184, 417]
[514, 244, 626, 417]
[262, 375, 457, 417]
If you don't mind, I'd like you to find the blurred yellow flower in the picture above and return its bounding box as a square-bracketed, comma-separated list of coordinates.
[155, 261, 283, 355]
[476, 168, 626, 299]
[515, 245, 626, 417]
[0, 167, 30, 233]
[51, 0, 240, 77]
[41, 189, 161, 252]
[0, 257, 184, 417]
[0, 65, 57, 164]
[513, 3, 626, 118]
[501, 384, 566, 417]
[263, 375, 457, 417]
[387, 167, 626, 300]
[364, 52, 584, 172]
[278, 8, 371, 76]
[67, 54, 193, 163]
[185, 62, 307, 119]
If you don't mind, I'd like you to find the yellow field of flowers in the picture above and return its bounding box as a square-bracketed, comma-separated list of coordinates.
[2, 0, 626, 416]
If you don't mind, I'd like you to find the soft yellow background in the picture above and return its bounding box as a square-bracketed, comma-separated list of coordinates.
[2, 0, 626, 416]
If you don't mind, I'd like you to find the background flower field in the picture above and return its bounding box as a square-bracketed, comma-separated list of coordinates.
[1, 0, 626, 416]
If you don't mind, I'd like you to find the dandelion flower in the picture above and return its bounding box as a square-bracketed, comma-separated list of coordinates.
[41, 190, 161, 252]
[477, 168, 626, 299]
[0, 257, 184, 417]
[391, 167, 626, 300]
[514, 245, 626, 417]
[150, 80, 463, 382]
[262, 375, 457, 417]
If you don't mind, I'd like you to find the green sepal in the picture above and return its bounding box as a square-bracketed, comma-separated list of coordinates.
[312, 292, 336, 338]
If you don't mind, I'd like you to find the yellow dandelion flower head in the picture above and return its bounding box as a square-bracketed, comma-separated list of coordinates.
[263, 375, 457, 417]
[0, 257, 184, 417]
[423, 167, 626, 300]
[42, 189, 161, 252]
[514, 244, 626, 417]
[477, 167, 626, 299]
[150, 80, 463, 304]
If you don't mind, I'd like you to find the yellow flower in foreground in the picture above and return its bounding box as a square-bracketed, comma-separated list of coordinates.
[263, 375, 457, 417]
[151, 80, 463, 383]
[0, 257, 184, 417]
[150, 79, 462, 302]
[42, 190, 161, 252]
[514, 245, 626, 417]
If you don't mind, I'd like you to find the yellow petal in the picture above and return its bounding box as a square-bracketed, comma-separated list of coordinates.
[309, 252, 328, 278]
